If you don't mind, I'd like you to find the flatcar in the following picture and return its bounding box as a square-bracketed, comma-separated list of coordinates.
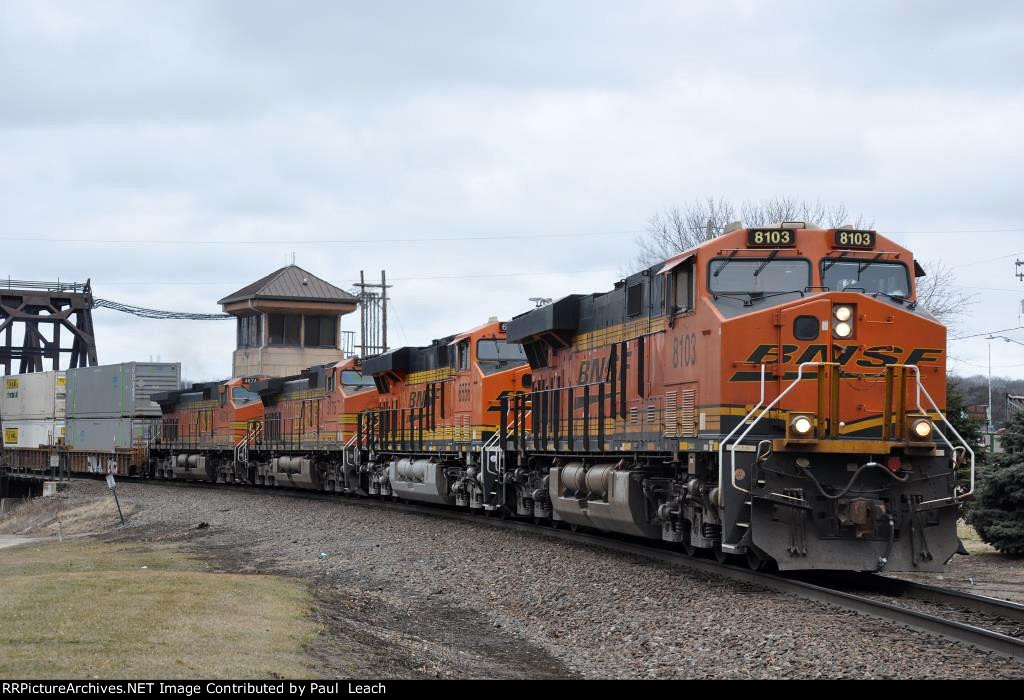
[357, 319, 531, 508]
[502, 223, 971, 572]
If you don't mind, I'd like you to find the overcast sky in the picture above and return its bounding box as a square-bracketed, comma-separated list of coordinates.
[2, 1, 1023, 381]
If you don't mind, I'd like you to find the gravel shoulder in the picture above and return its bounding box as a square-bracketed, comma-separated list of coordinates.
[885, 523, 1024, 605]
[7, 479, 1024, 679]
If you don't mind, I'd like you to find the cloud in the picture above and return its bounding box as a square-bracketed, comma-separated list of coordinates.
[1, 1, 1022, 379]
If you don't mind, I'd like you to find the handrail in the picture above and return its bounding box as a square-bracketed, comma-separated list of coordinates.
[717, 365, 765, 507]
[234, 420, 263, 466]
[480, 406, 530, 476]
[728, 362, 827, 505]
[900, 364, 975, 504]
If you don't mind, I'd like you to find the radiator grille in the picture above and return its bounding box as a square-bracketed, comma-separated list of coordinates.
[680, 388, 696, 436]
[664, 391, 678, 437]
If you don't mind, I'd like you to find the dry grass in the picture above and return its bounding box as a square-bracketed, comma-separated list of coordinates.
[0, 539, 316, 679]
[0, 495, 136, 537]
[957, 520, 998, 555]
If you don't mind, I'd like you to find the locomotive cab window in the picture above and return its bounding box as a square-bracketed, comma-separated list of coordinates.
[672, 262, 694, 313]
[477, 339, 528, 374]
[456, 340, 470, 371]
[341, 370, 376, 392]
[231, 387, 260, 407]
[626, 283, 643, 317]
[821, 260, 911, 298]
[708, 259, 810, 296]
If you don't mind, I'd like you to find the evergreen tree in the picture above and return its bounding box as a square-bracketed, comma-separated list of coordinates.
[967, 410, 1024, 555]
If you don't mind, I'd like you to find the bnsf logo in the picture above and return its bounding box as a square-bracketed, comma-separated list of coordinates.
[729, 343, 942, 381]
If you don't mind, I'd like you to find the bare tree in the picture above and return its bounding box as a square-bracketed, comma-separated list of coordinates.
[634, 196, 973, 327]
[634, 196, 870, 269]
[914, 258, 976, 328]
[634, 197, 737, 267]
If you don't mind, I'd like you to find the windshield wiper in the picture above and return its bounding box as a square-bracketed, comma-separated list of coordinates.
[822, 254, 853, 272]
[753, 249, 780, 277]
[857, 252, 885, 275]
[712, 289, 806, 307]
[713, 249, 740, 277]
[871, 290, 906, 304]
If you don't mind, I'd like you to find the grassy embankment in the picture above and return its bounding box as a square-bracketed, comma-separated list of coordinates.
[0, 538, 316, 679]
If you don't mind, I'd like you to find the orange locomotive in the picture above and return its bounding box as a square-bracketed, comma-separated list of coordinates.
[151, 376, 265, 482]
[358, 320, 531, 507]
[505, 224, 971, 572]
[246, 357, 378, 491]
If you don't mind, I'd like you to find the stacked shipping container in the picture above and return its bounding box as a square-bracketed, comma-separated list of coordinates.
[65, 362, 181, 451]
[1, 371, 67, 448]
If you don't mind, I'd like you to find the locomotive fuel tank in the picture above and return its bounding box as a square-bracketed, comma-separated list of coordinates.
[388, 458, 454, 505]
[549, 463, 661, 538]
[270, 456, 320, 490]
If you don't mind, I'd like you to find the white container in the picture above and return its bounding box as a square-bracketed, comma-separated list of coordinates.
[1, 371, 67, 420]
[1, 419, 66, 448]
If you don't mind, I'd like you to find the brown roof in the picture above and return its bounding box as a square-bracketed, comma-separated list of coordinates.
[218, 265, 357, 305]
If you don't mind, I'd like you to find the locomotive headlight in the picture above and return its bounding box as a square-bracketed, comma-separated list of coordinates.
[834, 321, 853, 338]
[911, 418, 933, 440]
[833, 305, 853, 322]
[790, 415, 814, 436]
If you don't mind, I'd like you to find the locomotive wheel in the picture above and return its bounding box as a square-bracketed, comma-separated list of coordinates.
[550, 519, 562, 530]
[745, 545, 775, 572]
[568, 523, 580, 533]
[682, 530, 697, 557]
[713, 543, 732, 564]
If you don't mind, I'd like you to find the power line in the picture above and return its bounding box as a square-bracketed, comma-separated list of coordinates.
[57, 267, 619, 287]
[2, 228, 1023, 248]
[93, 298, 231, 320]
[950, 326, 1024, 341]
[0, 230, 646, 246]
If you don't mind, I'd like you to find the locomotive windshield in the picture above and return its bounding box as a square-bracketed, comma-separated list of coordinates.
[709, 259, 810, 295]
[341, 370, 375, 391]
[477, 339, 527, 367]
[821, 260, 910, 298]
[231, 387, 260, 407]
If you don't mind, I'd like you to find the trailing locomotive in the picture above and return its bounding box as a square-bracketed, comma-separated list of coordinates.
[357, 320, 531, 508]
[152, 376, 265, 482]
[247, 356, 377, 491]
[503, 223, 971, 572]
[151, 357, 379, 489]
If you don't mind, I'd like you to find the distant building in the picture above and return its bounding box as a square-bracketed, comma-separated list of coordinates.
[218, 265, 357, 378]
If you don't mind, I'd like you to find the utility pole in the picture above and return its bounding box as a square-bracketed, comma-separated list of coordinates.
[353, 271, 391, 358]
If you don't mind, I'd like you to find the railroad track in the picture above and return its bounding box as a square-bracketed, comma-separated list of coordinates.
[101, 475, 1024, 661]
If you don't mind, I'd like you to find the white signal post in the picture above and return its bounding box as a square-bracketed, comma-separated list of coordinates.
[107, 457, 125, 526]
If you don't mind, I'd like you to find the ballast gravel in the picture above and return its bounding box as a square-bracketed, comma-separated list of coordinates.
[61, 479, 1024, 679]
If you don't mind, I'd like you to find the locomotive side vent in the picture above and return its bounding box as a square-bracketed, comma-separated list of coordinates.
[664, 391, 678, 437]
[680, 388, 697, 436]
[630, 407, 639, 425]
